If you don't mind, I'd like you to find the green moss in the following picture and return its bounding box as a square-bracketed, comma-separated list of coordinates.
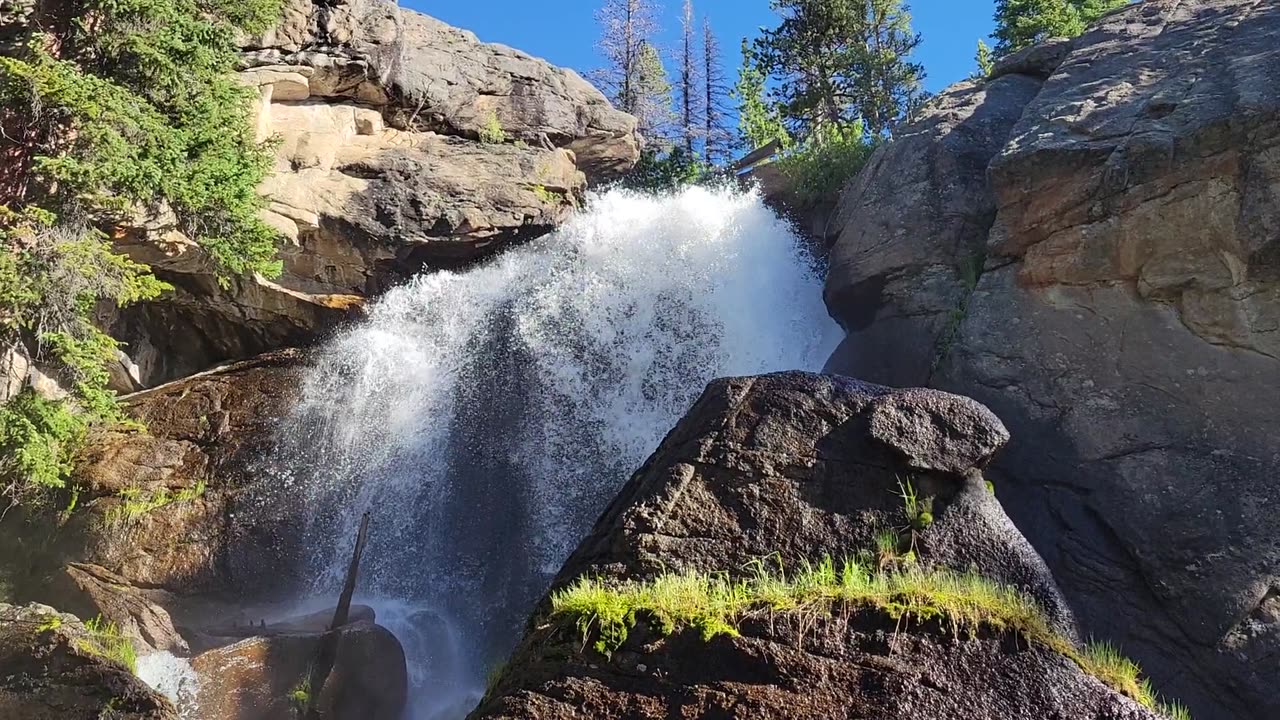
[550, 558, 1190, 719]
[531, 184, 558, 205]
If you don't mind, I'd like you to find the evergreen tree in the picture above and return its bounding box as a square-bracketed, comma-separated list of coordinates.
[634, 41, 675, 143]
[0, 0, 285, 507]
[993, 0, 1128, 55]
[678, 0, 702, 154]
[593, 0, 673, 143]
[752, 0, 925, 139]
[731, 40, 790, 151]
[701, 18, 734, 165]
[972, 39, 995, 79]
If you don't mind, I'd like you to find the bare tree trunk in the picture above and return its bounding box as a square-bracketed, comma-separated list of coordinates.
[303, 512, 371, 720]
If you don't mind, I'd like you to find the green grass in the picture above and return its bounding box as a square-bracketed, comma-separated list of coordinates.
[550, 558, 1189, 719]
[104, 480, 206, 526]
[76, 616, 137, 673]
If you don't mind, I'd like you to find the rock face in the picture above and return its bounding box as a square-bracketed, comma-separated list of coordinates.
[472, 373, 1159, 719]
[111, 0, 639, 389]
[0, 603, 177, 720]
[192, 620, 408, 720]
[0, 350, 309, 607]
[822, 2, 1280, 718]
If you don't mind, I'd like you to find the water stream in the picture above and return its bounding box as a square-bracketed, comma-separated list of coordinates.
[261, 186, 841, 718]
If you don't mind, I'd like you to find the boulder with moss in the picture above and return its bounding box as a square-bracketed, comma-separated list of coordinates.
[0, 603, 176, 720]
[472, 373, 1180, 719]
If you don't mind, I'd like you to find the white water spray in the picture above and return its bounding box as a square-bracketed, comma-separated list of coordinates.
[267, 186, 841, 718]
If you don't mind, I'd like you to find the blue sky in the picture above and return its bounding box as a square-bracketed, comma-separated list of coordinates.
[410, 1, 996, 94]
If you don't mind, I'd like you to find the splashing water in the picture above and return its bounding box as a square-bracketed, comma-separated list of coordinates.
[267, 186, 841, 718]
[137, 652, 200, 716]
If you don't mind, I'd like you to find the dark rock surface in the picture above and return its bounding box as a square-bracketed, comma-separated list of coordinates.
[822, 2, 1280, 718]
[471, 373, 1160, 719]
[0, 603, 176, 720]
[1, 350, 309, 604]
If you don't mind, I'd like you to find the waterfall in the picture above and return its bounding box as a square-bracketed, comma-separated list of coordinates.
[267, 186, 841, 718]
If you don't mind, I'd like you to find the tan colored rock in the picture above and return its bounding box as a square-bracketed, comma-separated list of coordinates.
[111, 2, 634, 389]
[52, 564, 187, 655]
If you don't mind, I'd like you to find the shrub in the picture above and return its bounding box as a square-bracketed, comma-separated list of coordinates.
[773, 121, 877, 205]
[478, 110, 506, 144]
[621, 147, 709, 193]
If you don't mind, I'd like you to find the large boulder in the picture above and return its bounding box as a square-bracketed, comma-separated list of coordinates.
[191, 620, 407, 720]
[110, 0, 640, 388]
[822, 2, 1280, 718]
[0, 603, 177, 720]
[472, 373, 1164, 719]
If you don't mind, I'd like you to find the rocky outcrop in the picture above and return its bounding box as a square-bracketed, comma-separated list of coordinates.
[472, 373, 1162, 719]
[192, 619, 407, 720]
[111, 0, 639, 389]
[822, 2, 1280, 718]
[1, 350, 309, 607]
[0, 603, 177, 720]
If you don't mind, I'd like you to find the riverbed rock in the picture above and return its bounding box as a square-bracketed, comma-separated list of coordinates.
[109, 0, 639, 388]
[471, 373, 1164, 719]
[191, 620, 407, 720]
[50, 563, 187, 656]
[0, 603, 177, 720]
[822, 2, 1280, 718]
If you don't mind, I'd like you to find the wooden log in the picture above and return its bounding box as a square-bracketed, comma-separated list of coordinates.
[303, 512, 371, 719]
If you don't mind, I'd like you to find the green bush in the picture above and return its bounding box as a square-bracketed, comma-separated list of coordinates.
[478, 110, 506, 144]
[0, 391, 88, 505]
[773, 121, 878, 205]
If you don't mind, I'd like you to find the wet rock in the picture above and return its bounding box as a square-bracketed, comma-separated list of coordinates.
[192, 620, 407, 720]
[51, 564, 187, 656]
[0, 603, 176, 720]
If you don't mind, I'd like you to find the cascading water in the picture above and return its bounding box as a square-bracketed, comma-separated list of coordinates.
[266, 186, 841, 718]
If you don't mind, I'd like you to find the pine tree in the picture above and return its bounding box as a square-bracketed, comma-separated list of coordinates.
[593, 0, 673, 143]
[634, 41, 675, 143]
[678, 0, 701, 154]
[593, 0, 661, 120]
[731, 40, 790, 151]
[993, 0, 1128, 55]
[701, 18, 734, 165]
[972, 39, 995, 80]
[752, 0, 925, 139]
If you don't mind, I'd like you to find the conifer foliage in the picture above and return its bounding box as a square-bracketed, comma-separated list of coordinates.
[0, 0, 285, 507]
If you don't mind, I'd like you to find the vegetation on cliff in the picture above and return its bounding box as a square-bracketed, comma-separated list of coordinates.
[0, 0, 284, 508]
[551, 557, 1190, 720]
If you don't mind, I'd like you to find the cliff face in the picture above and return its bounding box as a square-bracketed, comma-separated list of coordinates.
[105, 0, 640, 390]
[822, 2, 1280, 718]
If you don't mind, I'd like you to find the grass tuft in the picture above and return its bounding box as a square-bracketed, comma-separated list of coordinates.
[104, 480, 206, 526]
[551, 558, 1190, 719]
[76, 616, 137, 673]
